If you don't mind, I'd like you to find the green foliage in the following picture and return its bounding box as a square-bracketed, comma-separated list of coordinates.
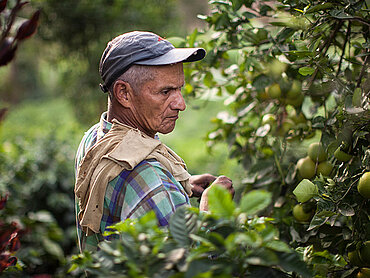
[180, 0, 369, 277]
[0, 99, 82, 276]
[70, 187, 311, 277]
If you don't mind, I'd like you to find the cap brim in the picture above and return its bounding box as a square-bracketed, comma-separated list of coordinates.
[135, 48, 206, 66]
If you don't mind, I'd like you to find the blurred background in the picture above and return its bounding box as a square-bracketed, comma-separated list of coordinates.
[0, 0, 243, 276]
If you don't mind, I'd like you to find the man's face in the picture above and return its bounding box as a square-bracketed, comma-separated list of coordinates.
[129, 63, 186, 137]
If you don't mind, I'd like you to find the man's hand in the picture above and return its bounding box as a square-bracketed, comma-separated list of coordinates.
[199, 175, 234, 211]
[189, 174, 217, 198]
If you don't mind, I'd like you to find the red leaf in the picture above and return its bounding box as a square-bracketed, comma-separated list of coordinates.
[0, 39, 17, 66]
[15, 10, 40, 41]
[0, 0, 7, 13]
[8, 237, 20, 252]
[0, 194, 8, 210]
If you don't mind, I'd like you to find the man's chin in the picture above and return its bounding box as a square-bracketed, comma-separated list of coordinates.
[158, 123, 176, 135]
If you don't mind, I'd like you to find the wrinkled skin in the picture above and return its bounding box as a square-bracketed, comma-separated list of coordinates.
[108, 63, 186, 138]
[108, 63, 234, 209]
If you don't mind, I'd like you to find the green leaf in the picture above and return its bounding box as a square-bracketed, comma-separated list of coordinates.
[207, 185, 235, 218]
[338, 203, 355, 216]
[240, 190, 272, 215]
[278, 252, 312, 278]
[42, 238, 64, 260]
[298, 66, 315, 76]
[308, 210, 335, 231]
[293, 179, 318, 203]
[264, 240, 292, 253]
[169, 206, 198, 247]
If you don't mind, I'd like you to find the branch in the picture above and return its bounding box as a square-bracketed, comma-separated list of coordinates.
[306, 20, 343, 90]
[356, 52, 369, 88]
[336, 22, 351, 77]
[348, 17, 370, 27]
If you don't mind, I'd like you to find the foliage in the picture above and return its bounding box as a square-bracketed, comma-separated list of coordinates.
[0, 133, 77, 276]
[178, 0, 369, 277]
[0, 194, 24, 273]
[70, 186, 311, 277]
[0, 0, 39, 67]
[0, 99, 83, 276]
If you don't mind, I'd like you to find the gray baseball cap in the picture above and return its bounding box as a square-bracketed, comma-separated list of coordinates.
[99, 31, 206, 93]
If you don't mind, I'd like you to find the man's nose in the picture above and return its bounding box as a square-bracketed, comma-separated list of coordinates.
[172, 89, 186, 111]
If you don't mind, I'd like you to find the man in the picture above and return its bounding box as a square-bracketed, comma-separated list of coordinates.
[74, 31, 234, 252]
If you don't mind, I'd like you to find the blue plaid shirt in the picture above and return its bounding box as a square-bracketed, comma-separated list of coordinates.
[75, 113, 190, 252]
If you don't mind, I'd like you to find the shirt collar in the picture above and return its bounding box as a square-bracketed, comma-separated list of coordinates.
[97, 112, 112, 140]
[97, 111, 160, 140]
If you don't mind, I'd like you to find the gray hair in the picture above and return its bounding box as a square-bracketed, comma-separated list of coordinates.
[108, 65, 155, 97]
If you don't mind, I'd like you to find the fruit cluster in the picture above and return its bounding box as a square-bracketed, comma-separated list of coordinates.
[348, 241, 370, 277]
[296, 142, 333, 179]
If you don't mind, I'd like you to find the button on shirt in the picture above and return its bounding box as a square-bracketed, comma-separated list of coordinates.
[75, 113, 190, 252]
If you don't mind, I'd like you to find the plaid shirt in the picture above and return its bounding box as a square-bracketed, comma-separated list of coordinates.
[75, 113, 190, 252]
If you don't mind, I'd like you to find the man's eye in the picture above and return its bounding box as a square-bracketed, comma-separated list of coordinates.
[161, 90, 170, 95]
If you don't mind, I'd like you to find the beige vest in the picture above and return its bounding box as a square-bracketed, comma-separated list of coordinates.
[74, 120, 192, 236]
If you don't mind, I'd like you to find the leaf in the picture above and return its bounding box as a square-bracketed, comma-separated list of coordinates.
[298, 66, 315, 76]
[15, 10, 40, 41]
[207, 185, 235, 218]
[264, 240, 292, 253]
[278, 252, 313, 278]
[240, 190, 272, 215]
[308, 210, 335, 231]
[0, 0, 7, 13]
[293, 179, 318, 203]
[185, 259, 216, 278]
[252, 74, 271, 91]
[338, 203, 355, 216]
[42, 238, 64, 259]
[169, 206, 198, 247]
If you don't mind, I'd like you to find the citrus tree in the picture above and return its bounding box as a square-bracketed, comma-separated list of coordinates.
[176, 0, 369, 277]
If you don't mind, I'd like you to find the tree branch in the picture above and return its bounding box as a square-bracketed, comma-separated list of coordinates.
[337, 22, 351, 77]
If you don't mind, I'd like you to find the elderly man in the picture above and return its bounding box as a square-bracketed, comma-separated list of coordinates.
[74, 31, 234, 252]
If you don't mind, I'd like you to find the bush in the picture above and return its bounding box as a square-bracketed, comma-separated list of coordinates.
[70, 186, 312, 277]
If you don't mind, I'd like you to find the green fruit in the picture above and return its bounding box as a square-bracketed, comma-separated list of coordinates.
[334, 148, 352, 162]
[266, 83, 282, 99]
[308, 142, 327, 162]
[359, 241, 370, 266]
[349, 250, 365, 267]
[276, 119, 295, 136]
[269, 59, 287, 77]
[317, 161, 333, 176]
[285, 93, 304, 108]
[293, 204, 313, 222]
[297, 156, 316, 179]
[358, 172, 370, 199]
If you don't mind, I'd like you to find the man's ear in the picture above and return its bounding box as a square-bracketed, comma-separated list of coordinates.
[113, 80, 133, 108]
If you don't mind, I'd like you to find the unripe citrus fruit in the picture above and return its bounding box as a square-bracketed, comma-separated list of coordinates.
[286, 94, 304, 108]
[357, 268, 370, 278]
[308, 142, 327, 162]
[317, 161, 333, 177]
[349, 250, 364, 267]
[334, 147, 352, 162]
[266, 83, 282, 99]
[359, 241, 370, 266]
[292, 204, 313, 222]
[358, 172, 370, 199]
[297, 156, 316, 179]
